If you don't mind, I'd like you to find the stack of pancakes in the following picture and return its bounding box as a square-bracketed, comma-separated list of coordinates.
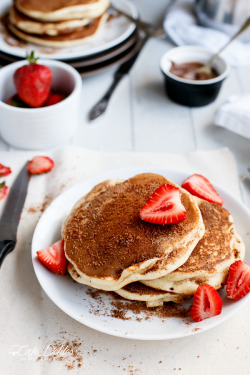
[62, 173, 245, 307]
[8, 0, 110, 47]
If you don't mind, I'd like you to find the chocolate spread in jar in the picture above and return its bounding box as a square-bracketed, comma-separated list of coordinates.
[169, 61, 218, 81]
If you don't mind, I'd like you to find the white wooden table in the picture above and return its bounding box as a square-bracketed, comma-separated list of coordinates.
[1, 0, 250, 205]
[1, 3, 250, 374]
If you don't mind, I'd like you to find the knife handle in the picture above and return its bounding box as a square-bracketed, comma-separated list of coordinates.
[0, 240, 16, 267]
[88, 35, 148, 121]
[88, 77, 122, 120]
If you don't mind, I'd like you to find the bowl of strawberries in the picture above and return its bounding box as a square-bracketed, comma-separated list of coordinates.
[0, 52, 82, 149]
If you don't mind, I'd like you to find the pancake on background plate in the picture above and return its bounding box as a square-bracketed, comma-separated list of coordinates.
[142, 197, 245, 295]
[9, 5, 105, 36]
[62, 173, 205, 291]
[8, 0, 109, 47]
[8, 13, 108, 47]
[14, 0, 110, 22]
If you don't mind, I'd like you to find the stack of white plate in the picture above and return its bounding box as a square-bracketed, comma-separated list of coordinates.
[0, 0, 141, 76]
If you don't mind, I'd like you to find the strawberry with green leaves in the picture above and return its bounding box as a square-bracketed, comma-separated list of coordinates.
[14, 51, 52, 108]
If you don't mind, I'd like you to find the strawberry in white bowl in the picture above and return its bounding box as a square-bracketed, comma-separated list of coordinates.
[0, 56, 82, 150]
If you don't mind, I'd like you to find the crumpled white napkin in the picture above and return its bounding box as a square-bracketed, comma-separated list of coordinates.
[164, 0, 250, 66]
[214, 94, 250, 139]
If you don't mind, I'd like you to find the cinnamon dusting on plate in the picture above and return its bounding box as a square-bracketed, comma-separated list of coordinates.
[86, 288, 191, 322]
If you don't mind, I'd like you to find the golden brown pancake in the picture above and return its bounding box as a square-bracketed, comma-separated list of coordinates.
[115, 281, 188, 307]
[9, 5, 94, 36]
[8, 13, 108, 47]
[14, 0, 110, 22]
[63, 173, 205, 291]
[142, 197, 245, 295]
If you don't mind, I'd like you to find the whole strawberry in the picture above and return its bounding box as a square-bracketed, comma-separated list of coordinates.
[14, 51, 52, 108]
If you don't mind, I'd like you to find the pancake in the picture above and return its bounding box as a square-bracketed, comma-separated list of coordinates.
[114, 281, 188, 307]
[14, 0, 110, 22]
[8, 13, 108, 47]
[9, 5, 95, 36]
[142, 197, 245, 295]
[62, 173, 205, 291]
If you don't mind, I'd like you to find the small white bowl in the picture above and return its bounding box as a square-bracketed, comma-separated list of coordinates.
[160, 45, 230, 107]
[0, 59, 82, 149]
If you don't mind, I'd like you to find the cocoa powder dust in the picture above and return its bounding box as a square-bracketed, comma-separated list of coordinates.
[86, 289, 191, 322]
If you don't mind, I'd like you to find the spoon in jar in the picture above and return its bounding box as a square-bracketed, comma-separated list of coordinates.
[197, 17, 250, 77]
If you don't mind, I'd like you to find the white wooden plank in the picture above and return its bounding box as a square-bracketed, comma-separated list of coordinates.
[0, 137, 10, 151]
[192, 68, 250, 180]
[131, 37, 195, 153]
[71, 68, 133, 151]
[192, 68, 242, 149]
[240, 178, 250, 208]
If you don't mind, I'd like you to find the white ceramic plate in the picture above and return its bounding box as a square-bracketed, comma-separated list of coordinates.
[32, 167, 250, 340]
[0, 0, 137, 60]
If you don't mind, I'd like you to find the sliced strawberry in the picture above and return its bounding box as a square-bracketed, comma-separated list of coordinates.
[0, 182, 8, 201]
[27, 156, 54, 175]
[190, 284, 223, 322]
[226, 260, 250, 300]
[181, 174, 223, 205]
[139, 184, 187, 225]
[45, 93, 64, 106]
[36, 240, 67, 275]
[0, 163, 12, 176]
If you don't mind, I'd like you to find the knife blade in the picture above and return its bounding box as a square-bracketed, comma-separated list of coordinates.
[0, 162, 30, 267]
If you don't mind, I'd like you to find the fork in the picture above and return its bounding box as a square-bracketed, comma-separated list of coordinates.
[109, 4, 163, 34]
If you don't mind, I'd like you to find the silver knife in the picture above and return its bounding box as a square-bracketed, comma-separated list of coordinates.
[88, 26, 165, 121]
[88, 35, 147, 121]
[0, 162, 30, 267]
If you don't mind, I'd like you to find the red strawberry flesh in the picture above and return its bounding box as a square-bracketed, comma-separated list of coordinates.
[190, 284, 223, 322]
[36, 240, 67, 275]
[27, 156, 54, 175]
[0, 182, 8, 201]
[0, 163, 12, 176]
[182, 174, 223, 205]
[139, 184, 187, 225]
[45, 93, 64, 106]
[226, 260, 250, 300]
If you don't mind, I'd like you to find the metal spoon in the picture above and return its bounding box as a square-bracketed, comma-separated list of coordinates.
[198, 17, 250, 77]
